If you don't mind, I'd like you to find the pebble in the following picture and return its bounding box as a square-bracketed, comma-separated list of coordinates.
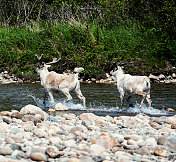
[0, 106, 175, 161]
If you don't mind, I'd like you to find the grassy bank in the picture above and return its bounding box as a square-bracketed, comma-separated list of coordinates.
[0, 21, 175, 81]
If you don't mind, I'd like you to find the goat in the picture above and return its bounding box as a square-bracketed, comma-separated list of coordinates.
[35, 55, 86, 107]
[112, 66, 152, 108]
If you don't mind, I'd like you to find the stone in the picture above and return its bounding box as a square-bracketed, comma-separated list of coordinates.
[79, 113, 106, 125]
[167, 108, 175, 112]
[5, 137, 15, 144]
[115, 151, 133, 162]
[2, 116, 12, 124]
[171, 124, 176, 129]
[10, 143, 22, 151]
[157, 136, 166, 145]
[127, 139, 137, 145]
[90, 144, 106, 156]
[166, 135, 176, 153]
[55, 103, 68, 111]
[67, 157, 81, 162]
[48, 108, 55, 112]
[46, 146, 59, 158]
[33, 128, 48, 138]
[23, 123, 34, 132]
[0, 145, 13, 155]
[20, 104, 49, 120]
[96, 132, 118, 149]
[30, 152, 47, 161]
[0, 155, 21, 162]
[11, 111, 23, 119]
[145, 138, 157, 147]
[21, 115, 41, 124]
[150, 122, 161, 129]
[70, 126, 83, 134]
[154, 148, 168, 157]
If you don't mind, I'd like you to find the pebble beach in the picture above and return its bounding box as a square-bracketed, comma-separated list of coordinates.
[0, 104, 176, 162]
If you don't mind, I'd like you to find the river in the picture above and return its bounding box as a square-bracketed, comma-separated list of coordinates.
[0, 83, 175, 116]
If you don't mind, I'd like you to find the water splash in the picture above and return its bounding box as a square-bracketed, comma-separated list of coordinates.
[26, 92, 170, 116]
[126, 102, 167, 115]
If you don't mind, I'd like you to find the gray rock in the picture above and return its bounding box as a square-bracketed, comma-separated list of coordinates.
[2, 116, 12, 124]
[167, 135, 176, 153]
[46, 146, 59, 158]
[30, 152, 47, 161]
[10, 143, 22, 151]
[0, 145, 13, 155]
[23, 123, 34, 132]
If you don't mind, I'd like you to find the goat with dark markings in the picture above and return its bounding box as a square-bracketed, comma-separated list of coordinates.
[112, 66, 152, 108]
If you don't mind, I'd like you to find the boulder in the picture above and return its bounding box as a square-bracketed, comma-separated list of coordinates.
[20, 105, 49, 120]
[55, 103, 68, 111]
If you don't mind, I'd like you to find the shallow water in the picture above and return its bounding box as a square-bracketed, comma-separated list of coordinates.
[0, 83, 175, 116]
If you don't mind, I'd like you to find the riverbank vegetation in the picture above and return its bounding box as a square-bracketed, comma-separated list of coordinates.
[0, 0, 175, 81]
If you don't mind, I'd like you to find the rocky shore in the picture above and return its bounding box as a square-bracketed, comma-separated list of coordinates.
[0, 70, 176, 84]
[0, 104, 176, 162]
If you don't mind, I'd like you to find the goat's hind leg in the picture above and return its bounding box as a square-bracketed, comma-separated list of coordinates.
[146, 94, 152, 107]
[74, 89, 86, 107]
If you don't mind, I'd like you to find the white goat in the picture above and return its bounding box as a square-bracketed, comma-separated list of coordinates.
[35, 55, 86, 107]
[112, 66, 152, 108]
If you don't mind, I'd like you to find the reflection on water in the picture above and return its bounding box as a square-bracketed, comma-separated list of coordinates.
[0, 83, 175, 115]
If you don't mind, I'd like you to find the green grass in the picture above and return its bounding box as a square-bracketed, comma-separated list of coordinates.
[0, 21, 173, 80]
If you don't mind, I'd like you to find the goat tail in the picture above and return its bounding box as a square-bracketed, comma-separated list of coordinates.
[74, 67, 84, 78]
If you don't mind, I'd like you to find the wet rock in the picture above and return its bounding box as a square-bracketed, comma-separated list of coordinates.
[55, 103, 68, 111]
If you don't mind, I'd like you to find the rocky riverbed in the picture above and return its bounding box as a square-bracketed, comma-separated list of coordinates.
[1, 70, 176, 84]
[0, 104, 176, 162]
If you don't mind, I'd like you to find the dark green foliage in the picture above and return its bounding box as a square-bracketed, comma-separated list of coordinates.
[0, 0, 175, 80]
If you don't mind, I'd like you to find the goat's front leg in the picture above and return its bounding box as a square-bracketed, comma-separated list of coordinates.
[118, 89, 125, 109]
[61, 88, 72, 103]
[119, 93, 125, 109]
[48, 91, 54, 103]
